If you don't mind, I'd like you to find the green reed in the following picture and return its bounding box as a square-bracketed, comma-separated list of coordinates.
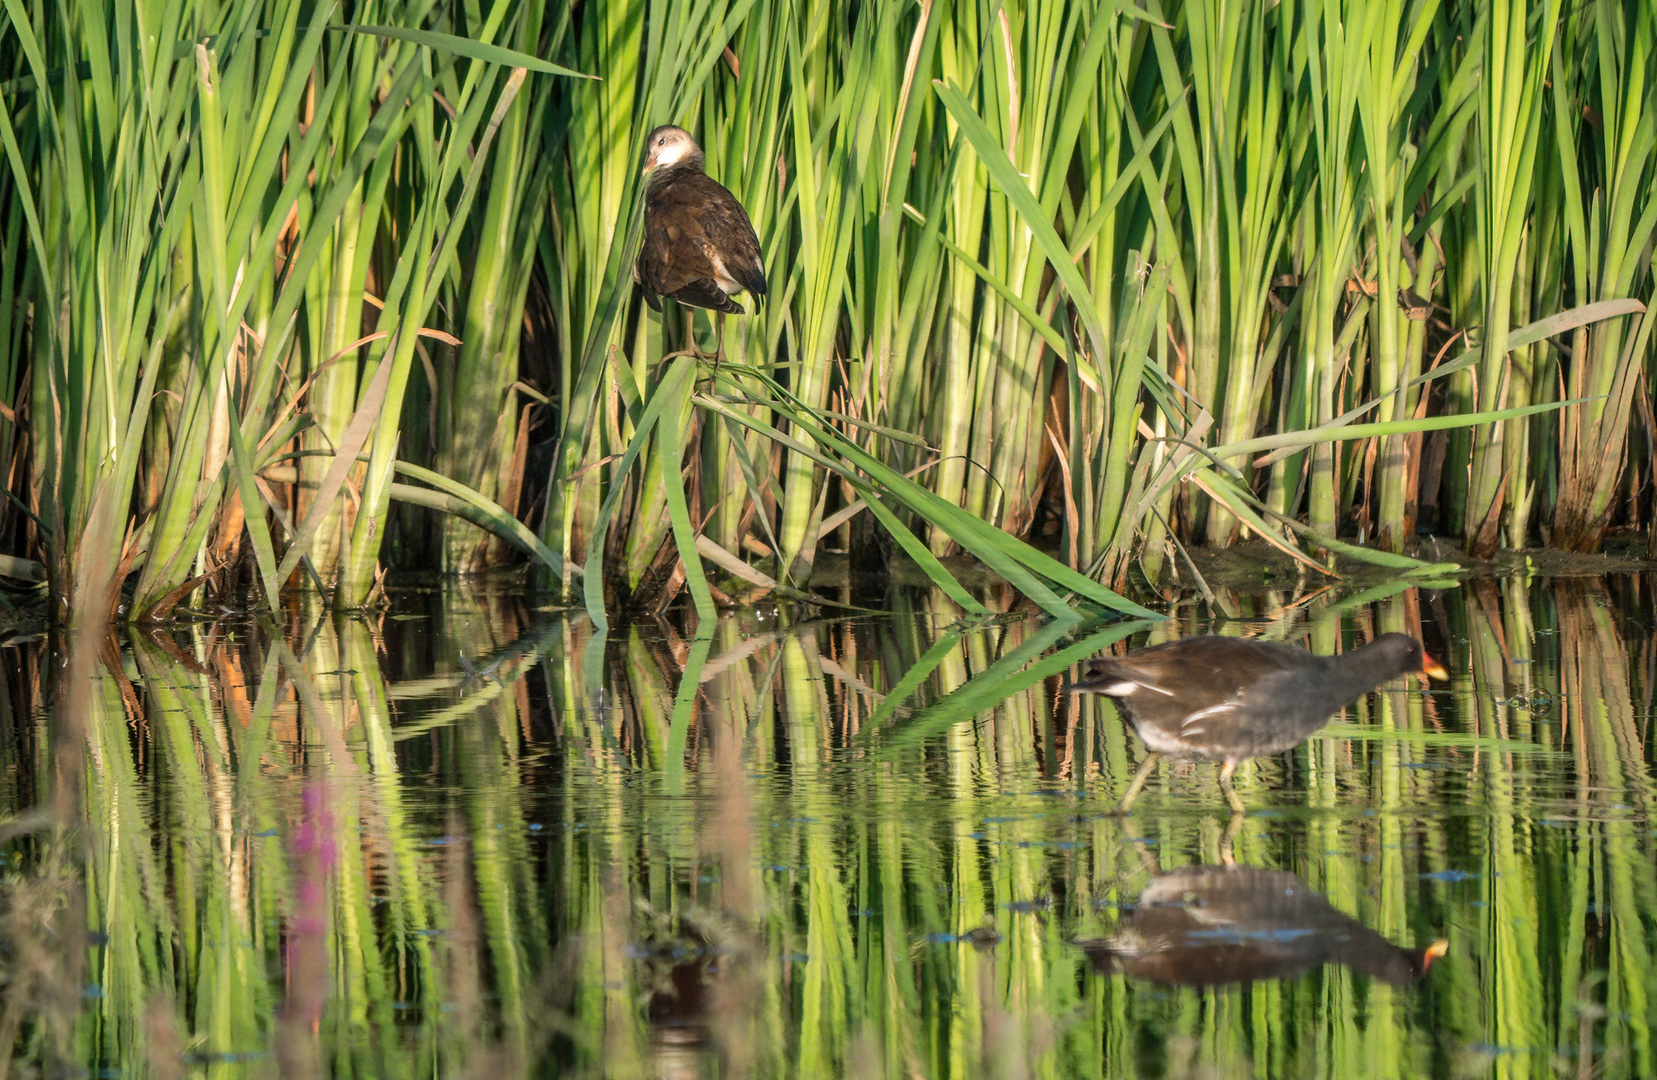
[1547, 0, 1657, 552]
[536, 0, 1651, 623]
[0, 0, 577, 623]
[2, 0, 1655, 627]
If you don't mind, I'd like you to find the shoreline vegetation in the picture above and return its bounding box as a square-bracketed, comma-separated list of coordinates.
[2, 0, 1655, 627]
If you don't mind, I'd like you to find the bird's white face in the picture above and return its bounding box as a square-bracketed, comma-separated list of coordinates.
[642, 126, 697, 174]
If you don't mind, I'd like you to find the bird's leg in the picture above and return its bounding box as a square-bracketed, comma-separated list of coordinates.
[1219, 798, 1245, 865]
[1218, 760, 1246, 817]
[685, 306, 710, 359]
[1108, 751, 1161, 815]
[660, 305, 705, 365]
[666, 305, 710, 361]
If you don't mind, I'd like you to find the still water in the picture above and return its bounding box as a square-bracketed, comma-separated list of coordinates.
[3, 576, 1654, 1078]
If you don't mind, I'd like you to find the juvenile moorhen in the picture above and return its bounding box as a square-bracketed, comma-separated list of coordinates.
[1078, 864, 1449, 987]
[634, 125, 766, 363]
[1071, 632, 1448, 812]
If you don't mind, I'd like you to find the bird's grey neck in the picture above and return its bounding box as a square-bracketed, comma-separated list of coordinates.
[1316, 640, 1405, 698]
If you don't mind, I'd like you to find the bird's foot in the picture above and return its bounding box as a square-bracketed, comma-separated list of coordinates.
[657, 346, 705, 367]
[698, 349, 728, 391]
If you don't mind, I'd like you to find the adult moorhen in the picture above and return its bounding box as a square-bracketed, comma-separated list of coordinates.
[1077, 863, 1449, 987]
[634, 125, 767, 364]
[1071, 632, 1448, 812]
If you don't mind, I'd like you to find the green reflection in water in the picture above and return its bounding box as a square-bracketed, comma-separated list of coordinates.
[1, 577, 1654, 1078]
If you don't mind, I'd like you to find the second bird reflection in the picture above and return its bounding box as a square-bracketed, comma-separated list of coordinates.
[1078, 863, 1448, 988]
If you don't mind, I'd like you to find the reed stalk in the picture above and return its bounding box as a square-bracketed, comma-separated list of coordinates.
[1548, 0, 1657, 552]
[1357, 0, 1439, 551]
[432, 5, 562, 574]
[1460, 0, 1561, 556]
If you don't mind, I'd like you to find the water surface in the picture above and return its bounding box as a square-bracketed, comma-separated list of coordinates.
[3, 576, 1654, 1078]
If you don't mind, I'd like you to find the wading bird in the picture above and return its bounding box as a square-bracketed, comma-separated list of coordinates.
[1071, 632, 1449, 813]
[634, 125, 766, 366]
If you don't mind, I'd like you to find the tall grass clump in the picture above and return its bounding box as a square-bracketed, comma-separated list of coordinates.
[2, 0, 1655, 628]
[0, 0, 578, 624]
[1547, 0, 1657, 551]
[1457, 0, 1562, 555]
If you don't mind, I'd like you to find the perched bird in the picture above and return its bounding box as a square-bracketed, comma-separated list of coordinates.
[1078, 864, 1449, 987]
[1071, 632, 1448, 813]
[634, 125, 766, 364]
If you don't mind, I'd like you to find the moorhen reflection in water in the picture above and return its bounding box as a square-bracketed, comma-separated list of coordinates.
[1071, 632, 1448, 812]
[629, 909, 747, 1070]
[1078, 864, 1449, 987]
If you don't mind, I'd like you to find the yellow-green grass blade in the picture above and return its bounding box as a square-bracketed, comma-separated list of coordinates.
[1223, 399, 1592, 465]
[656, 358, 717, 625]
[192, 42, 280, 606]
[580, 357, 703, 631]
[390, 460, 577, 579]
[725, 387, 1099, 617]
[728, 368, 1159, 618]
[330, 22, 594, 80]
[340, 62, 530, 602]
[1253, 298, 1646, 468]
[933, 79, 1108, 381]
[698, 391, 991, 617]
[874, 619, 1151, 751]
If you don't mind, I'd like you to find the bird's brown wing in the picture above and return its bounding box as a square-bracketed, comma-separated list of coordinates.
[677, 172, 766, 299]
[637, 217, 739, 313]
[632, 261, 664, 312]
[637, 170, 765, 313]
